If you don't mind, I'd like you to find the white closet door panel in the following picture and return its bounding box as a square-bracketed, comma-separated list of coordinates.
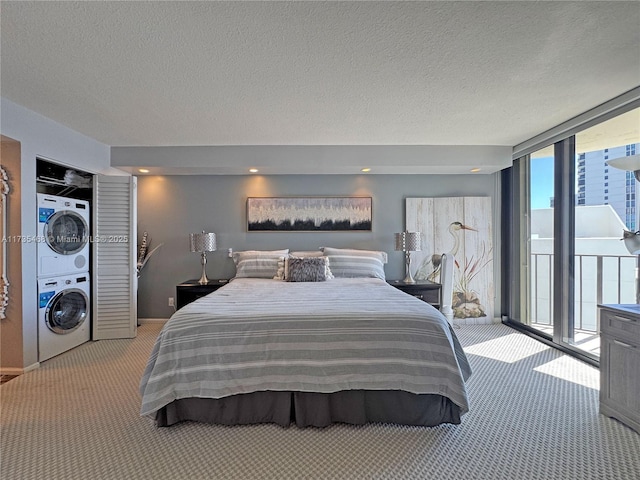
[92, 175, 137, 340]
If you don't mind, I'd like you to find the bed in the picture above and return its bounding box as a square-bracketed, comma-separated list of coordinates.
[140, 275, 472, 428]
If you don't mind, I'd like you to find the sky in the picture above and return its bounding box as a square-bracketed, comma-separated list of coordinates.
[530, 156, 555, 209]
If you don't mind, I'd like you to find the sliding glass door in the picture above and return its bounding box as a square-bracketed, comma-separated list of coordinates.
[528, 146, 555, 337]
[572, 111, 639, 356]
[504, 106, 639, 363]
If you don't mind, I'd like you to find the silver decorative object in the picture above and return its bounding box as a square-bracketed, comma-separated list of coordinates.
[190, 231, 217, 284]
[395, 231, 421, 284]
[136, 231, 163, 278]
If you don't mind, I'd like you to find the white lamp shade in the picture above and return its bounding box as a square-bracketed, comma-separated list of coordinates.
[607, 154, 640, 182]
[606, 154, 640, 172]
[395, 231, 421, 252]
[190, 232, 217, 253]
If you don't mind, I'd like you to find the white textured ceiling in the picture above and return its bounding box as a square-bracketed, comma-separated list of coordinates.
[1, 1, 639, 174]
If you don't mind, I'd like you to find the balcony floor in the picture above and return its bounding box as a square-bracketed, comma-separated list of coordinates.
[531, 323, 600, 356]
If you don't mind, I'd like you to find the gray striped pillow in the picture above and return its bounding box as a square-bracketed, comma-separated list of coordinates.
[235, 256, 285, 279]
[232, 250, 289, 279]
[321, 247, 388, 264]
[326, 255, 386, 280]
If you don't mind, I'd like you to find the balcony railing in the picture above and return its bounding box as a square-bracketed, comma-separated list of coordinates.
[531, 253, 637, 332]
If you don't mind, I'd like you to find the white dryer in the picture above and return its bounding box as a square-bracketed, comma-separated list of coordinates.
[37, 194, 90, 277]
[38, 273, 91, 361]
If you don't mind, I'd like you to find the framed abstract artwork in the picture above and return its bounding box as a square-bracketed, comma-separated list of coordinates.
[247, 197, 372, 232]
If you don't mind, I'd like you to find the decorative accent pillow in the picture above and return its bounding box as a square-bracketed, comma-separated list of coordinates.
[321, 247, 388, 264]
[325, 255, 386, 280]
[232, 250, 289, 279]
[286, 256, 333, 282]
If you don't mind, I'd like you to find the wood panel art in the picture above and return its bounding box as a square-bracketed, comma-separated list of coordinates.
[406, 197, 493, 321]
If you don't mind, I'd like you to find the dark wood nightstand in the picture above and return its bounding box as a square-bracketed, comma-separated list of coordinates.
[387, 280, 442, 310]
[176, 279, 229, 309]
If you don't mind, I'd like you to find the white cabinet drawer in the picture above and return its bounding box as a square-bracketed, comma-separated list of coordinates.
[600, 308, 640, 341]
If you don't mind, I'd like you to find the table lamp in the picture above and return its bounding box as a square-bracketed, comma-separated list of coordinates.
[395, 231, 421, 284]
[189, 231, 217, 284]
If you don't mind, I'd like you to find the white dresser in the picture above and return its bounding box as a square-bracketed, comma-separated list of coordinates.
[599, 304, 640, 433]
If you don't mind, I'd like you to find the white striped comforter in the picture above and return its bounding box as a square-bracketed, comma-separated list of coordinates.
[139, 278, 471, 417]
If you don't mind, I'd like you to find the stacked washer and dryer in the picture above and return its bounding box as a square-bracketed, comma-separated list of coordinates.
[37, 194, 91, 361]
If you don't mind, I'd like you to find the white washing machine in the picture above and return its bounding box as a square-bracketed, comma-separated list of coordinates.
[37, 194, 90, 277]
[38, 273, 91, 361]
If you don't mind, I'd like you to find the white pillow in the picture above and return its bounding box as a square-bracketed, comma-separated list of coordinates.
[321, 247, 388, 264]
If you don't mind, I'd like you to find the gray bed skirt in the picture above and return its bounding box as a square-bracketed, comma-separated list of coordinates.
[155, 390, 462, 428]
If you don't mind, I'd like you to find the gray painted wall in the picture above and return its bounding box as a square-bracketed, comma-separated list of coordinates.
[137, 173, 501, 318]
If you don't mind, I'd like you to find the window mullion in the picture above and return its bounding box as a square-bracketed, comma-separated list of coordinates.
[553, 138, 576, 343]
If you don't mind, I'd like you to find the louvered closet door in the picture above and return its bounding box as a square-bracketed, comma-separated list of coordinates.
[92, 175, 137, 339]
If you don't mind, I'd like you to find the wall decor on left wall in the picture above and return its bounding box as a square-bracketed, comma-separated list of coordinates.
[247, 197, 372, 232]
[0, 165, 9, 319]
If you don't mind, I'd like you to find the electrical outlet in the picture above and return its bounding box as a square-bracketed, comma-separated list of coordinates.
[168, 297, 175, 307]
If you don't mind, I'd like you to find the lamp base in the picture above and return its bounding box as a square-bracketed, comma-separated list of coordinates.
[403, 252, 416, 284]
[198, 252, 209, 285]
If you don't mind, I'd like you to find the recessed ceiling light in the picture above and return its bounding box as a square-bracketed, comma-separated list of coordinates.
[138, 168, 150, 173]
[470, 168, 481, 173]
[361, 168, 371, 172]
[249, 168, 259, 173]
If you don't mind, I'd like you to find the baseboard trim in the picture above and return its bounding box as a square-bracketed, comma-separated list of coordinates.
[138, 318, 169, 324]
[0, 362, 40, 376]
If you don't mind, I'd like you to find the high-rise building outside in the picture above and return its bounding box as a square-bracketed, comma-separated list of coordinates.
[577, 143, 638, 231]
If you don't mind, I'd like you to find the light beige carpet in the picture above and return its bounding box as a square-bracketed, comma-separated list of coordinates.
[1, 322, 638, 479]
